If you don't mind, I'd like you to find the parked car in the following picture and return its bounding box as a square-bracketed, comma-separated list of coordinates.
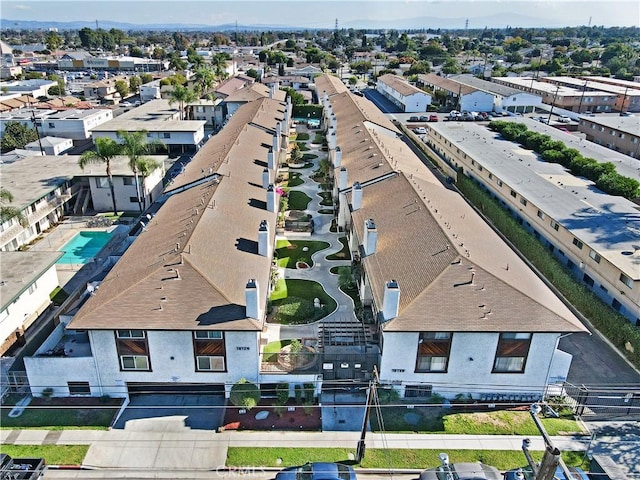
[558, 115, 571, 123]
[504, 466, 588, 480]
[420, 461, 502, 480]
[414, 127, 427, 134]
[408, 116, 420, 122]
[419, 115, 429, 122]
[488, 111, 500, 117]
[429, 114, 439, 122]
[1, 454, 46, 480]
[276, 463, 357, 480]
[621, 111, 634, 117]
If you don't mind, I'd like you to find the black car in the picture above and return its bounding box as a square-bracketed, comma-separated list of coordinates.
[276, 463, 357, 480]
[419, 115, 429, 122]
[408, 116, 420, 122]
[419, 462, 502, 480]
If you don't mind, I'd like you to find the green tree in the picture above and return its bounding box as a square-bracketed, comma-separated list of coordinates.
[116, 130, 164, 211]
[79, 137, 122, 215]
[114, 79, 129, 99]
[245, 68, 260, 80]
[0, 188, 26, 227]
[282, 87, 304, 105]
[168, 84, 197, 120]
[211, 52, 231, 79]
[129, 76, 142, 95]
[140, 73, 153, 84]
[45, 31, 63, 53]
[168, 52, 187, 71]
[229, 378, 260, 411]
[193, 66, 215, 96]
[0, 121, 39, 152]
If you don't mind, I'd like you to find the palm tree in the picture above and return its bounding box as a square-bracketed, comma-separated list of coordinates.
[136, 157, 162, 210]
[211, 53, 231, 81]
[117, 130, 164, 212]
[0, 187, 26, 226]
[168, 84, 197, 120]
[79, 137, 122, 216]
[193, 66, 215, 97]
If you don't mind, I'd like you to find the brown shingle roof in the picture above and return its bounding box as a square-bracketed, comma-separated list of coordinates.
[314, 74, 349, 97]
[418, 73, 478, 96]
[377, 74, 425, 97]
[69, 98, 285, 331]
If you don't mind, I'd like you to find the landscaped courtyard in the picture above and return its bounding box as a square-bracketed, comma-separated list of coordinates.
[269, 279, 337, 324]
[275, 239, 330, 268]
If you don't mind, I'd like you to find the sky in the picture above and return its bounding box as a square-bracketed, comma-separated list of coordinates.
[1, 0, 637, 28]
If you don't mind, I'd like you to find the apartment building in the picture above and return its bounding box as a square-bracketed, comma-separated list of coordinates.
[0, 108, 113, 140]
[376, 74, 432, 113]
[450, 75, 542, 113]
[548, 76, 640, 113]
[578, 116, 640, 158]
[417, 73, 494, 112]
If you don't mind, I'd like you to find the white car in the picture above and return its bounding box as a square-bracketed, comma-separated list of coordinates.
[558, 115, 571, 123]
[414, 127, 427, 134]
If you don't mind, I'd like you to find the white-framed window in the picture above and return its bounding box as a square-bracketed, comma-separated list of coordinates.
[196, 356, 225, 371]
[550, 220, 559, 231]
[68, 381, 91, 395]
[589, 250, 601, 263]
[116, 329, 145, 339]
[194, 331, 223, 339]
[537, 210, 545, 220]
[416, 332, 452, 373]
[572, 238, 583, 249]
[121, 355, 149, 370]
[520, 198, 527, 206]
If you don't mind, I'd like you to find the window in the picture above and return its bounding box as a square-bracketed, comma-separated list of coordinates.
[589, 250, 601, 263]
[405, 385, 433, 398]
[129, 196, 138, 203]
[116, 330, 145, 338]
[193, 331, 225, 372]
[95, 177, 109, 189]
[520, 198, 527, 206]
[163, 132, 171, 139]
[416, 332, 451, 373]
[493, 333, 531, 373]
[537, 210, 545, 220]
[28, 281, 37, 295]
[115, 330, 150, 371]
[510, 190, 517, 198]
[496, 179, 503, 187]
[68, 381, 91, 395]
[488, 173, 493, 180]
[123, 177, 134, 186]
[583, 274, 594, 288]
[572, 238, 583, 249]
[48, 122, 55, 128]
[121, 355, 150, 370]
[612, 298, 622, 311]
[550, 220, 559, 231]
[620, 273, 633, 289]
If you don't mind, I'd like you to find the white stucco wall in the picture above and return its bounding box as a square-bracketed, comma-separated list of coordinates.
[460, 91, 495, 113]
[88, 169, 164, 212]
[88, 329, 260, 398]
[1, 265, 58, 344]
[25, 356, 100, 397]
[379, 331, 564, 398]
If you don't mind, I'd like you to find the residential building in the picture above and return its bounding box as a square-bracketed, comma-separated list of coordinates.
[547, 76, 640, 113]
[423, 118, 640, 324]
[24, 96, 295, 399]
[0, 95, 37, 112]
[492, 77, 617, 113]
[189, 98, 222, 127]
[417, 73, 494, 112]
[24, 136, 73, 156]
[578, 116, 640, 158]
[217, 82, 286, 127]
[376, 74, 432, 112]
[315, 73, 587, 399]
[450, 74, 542, 113]
[0, 251, 62, 355]
[0, 154, 166, 251]
[139, 79, 162, 102]
[0, 108, 114, 141]
[58, 53, 166, 72]
[89, 99, 205, 154]
[0, 79, 57, 99]
[83, 76, 128, 103]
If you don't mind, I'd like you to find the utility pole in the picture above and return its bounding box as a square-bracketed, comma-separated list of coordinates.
[356, 366, 378, 463]
[577, 79, 588, 113]
[619, 86, 629, 115]
[546, 85, 560, 124]
[30, 110, 45, 155]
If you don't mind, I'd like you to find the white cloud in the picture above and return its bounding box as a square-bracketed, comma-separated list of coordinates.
[13, 4, 33, 9]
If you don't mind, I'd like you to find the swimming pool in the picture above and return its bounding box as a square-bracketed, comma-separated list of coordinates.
[57, 231, 114, 264]
[293, 117, 321, 127]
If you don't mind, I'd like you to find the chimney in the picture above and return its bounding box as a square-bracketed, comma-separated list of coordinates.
[276, 121, 282, 140]
[269, 83, 275, 99]
[362, 218, 378, 256]
[258, 220, 270, 257]
[339, 166, 348, 190]
[266, 184, 278, 213]
[272, 133, 280, 152]
[382, 280, 400, 321]
[267, 148, 275, 170]
[333, 146, 342, 167]
[245, 279, 261, 320]
[352, 182, 362, 210]
[262, 168, 270, 188]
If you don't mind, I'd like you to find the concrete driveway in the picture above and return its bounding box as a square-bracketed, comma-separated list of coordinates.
[113, 394, 226, 431]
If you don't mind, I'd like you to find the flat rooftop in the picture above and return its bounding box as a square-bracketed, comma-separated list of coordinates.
[0, 251, 63, 309]
[578, 114, 640, 136]
[549, 76, 640, 97]
[0, 154, 167, 210]
[495, 77, 613, 98]
[428, 120, 640, 277]
[90, 99, 205, 133]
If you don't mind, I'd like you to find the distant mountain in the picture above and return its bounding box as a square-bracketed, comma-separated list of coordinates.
[0, 13, 572, 32]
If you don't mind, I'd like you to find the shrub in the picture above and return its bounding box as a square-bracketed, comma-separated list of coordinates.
[303, 383, 315, 403]
[296, 133, 310, 141]
[276, 382, 289, 406]
[377, 387, 400, 405]
[294, 384, 303, 404]
[229, 378, 261, 411]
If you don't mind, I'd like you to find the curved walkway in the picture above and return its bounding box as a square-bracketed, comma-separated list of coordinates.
[265, 127, 357, 343]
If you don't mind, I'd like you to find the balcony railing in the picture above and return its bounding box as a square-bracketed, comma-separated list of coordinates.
[0, 194, 71, 245]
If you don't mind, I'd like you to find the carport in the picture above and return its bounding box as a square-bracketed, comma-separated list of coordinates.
[113, 383, 226, 431]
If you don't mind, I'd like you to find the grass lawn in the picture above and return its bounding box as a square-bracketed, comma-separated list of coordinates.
[318, 209, 333, 215]
[371, 407, 584, 436]
[226, 447, 588, 470]
[1, 395, 121, 430]
[262, 339, 293, 362]
[312, 133, 326, 144]
[319, 191, 333, 206]
[287, 191, 312, 210]
[287, 172, 304, 187]
[269, 279, 337, 324]
[1, 445, 89, 466]
[326, 237, 350, 260]
[50, 286, 69, 306]
[297, 142, 310, 151]
[296, 132, 310, 141]
[275, 239, 330, 268]
[330, 266, 361, 309]
[302, 153, 318, 161]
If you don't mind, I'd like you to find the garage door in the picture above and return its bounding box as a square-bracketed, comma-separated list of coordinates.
[127, 383, 225, 395]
